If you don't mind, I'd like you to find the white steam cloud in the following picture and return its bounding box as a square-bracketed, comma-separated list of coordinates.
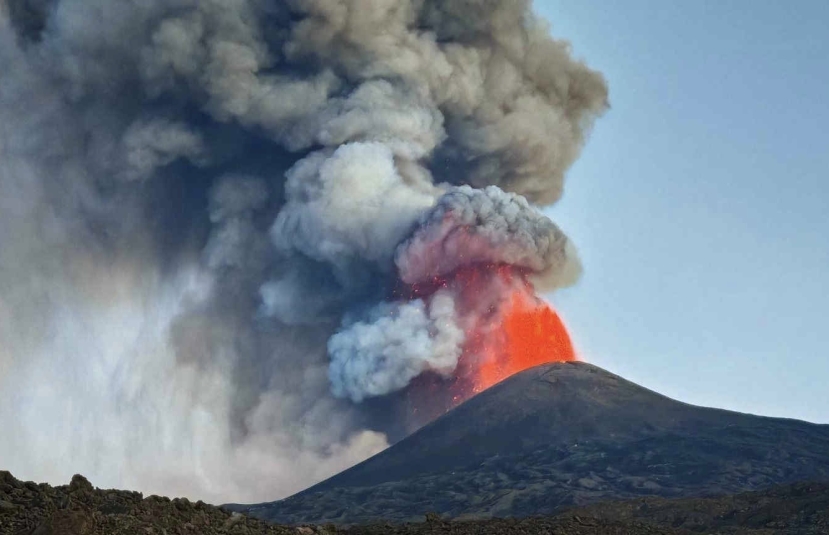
[329, 291, 465, 403]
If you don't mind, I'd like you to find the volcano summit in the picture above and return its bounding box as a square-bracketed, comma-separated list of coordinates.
[240, 362, 829, 525]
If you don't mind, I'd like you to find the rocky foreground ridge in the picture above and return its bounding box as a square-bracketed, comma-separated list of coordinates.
[0, 470, 673, 534]
[2, 470, 829, 534]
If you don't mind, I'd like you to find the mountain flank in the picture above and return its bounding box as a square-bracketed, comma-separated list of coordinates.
[240, 362, 829, 524]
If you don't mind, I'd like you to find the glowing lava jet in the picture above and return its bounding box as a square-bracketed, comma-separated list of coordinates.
[406, 263, 577, 405]
[473, 286, 576, 392]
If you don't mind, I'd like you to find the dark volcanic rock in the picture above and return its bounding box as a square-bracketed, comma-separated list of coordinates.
[0, 470, 683, 534]
[570, 480, 829, 534]
[3, 469, 829, 534]
[240, 362, 829, 524]
[0, 470, 295, 535]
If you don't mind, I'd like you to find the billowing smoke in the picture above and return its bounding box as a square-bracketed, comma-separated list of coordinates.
[396, 185, 580, 290]
[0, 0, 607, 503]
[329, 290, 464, 403]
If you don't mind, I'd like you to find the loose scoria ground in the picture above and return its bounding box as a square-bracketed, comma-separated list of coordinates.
[0, 470, 674, 534]
[2, 471, 829, 534]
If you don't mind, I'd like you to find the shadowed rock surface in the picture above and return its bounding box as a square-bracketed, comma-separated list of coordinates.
[570, 480, 829, 534]
[240, 362, 829, 524]
[3, 470, 829, 534]
[0, 470, 678, 534]
[0, 471, 295, 535]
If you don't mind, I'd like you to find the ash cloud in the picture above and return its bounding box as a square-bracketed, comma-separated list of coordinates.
[0, 0, 606, 502]
[396, 185, 581, 290]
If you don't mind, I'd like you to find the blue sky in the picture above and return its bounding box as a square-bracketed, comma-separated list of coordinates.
[534, 1, 829, 423]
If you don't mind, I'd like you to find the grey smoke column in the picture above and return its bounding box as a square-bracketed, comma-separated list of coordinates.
[0, 0, 607, 502]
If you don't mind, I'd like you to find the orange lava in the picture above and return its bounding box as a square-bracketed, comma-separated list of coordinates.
[472, 290, 577, 392]
[398, 263, 578, 412]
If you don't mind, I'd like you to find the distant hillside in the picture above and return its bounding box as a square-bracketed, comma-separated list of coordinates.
[240, 362, 829, 524]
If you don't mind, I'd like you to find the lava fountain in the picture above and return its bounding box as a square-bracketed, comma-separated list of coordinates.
[404, 263, 577, 405]
[474, 288, 576, 392]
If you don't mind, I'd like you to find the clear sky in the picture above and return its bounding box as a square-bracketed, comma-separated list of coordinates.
[534, 1, 829, 423]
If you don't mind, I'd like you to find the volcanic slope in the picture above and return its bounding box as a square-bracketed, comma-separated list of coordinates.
[241, 362, 829, 525]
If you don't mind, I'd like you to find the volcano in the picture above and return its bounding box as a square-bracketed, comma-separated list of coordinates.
[238, 362, 829, 524]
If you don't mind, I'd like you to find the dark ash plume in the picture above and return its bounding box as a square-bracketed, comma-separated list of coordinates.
[0, 0, 607, 503]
